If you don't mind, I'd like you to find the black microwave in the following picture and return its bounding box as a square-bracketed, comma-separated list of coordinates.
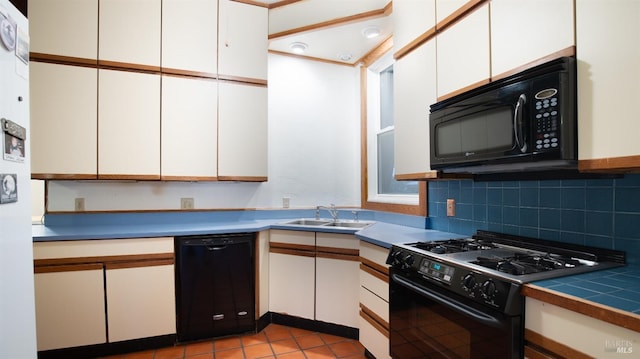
[429, 56, 577, 174]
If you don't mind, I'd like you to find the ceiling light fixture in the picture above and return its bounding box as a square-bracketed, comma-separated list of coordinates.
[361, 26, 381, 39]
[338, 53, 353, 62]
[290, 42, 308, 54]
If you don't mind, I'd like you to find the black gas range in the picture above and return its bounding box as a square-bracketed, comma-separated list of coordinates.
[386, 230, 625, 358]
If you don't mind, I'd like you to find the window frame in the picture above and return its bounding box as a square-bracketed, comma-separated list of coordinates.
[360, 40, 427, 217]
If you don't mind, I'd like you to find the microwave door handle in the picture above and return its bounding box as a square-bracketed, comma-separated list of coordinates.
[513, 94, 527, 153]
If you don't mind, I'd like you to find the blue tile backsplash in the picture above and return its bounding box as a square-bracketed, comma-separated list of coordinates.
[428, 174, 640, 264]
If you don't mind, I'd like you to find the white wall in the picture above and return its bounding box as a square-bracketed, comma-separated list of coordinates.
[45, 54, 361, 212]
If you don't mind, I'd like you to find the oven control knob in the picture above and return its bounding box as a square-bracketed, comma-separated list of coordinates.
[462, 274, 476, 290]
[390, 250, 403, 266]
[481, 280, 497, 298]
[402, 254, 415, 268]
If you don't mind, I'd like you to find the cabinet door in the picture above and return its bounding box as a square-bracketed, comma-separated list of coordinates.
[98, 69, 160, 179]
[28, 0, 98, 59]
[392, 0, 436, 53]
[218, 82, 268, 180]
[316, 233, 360, 328]
[491, 0, 574, 78]
[30, 62, 98, 178]
[34, 267, 106, 351]
[218, 0, 268, 81]
[576, 0, 640, 170]
[269, 230, 315, 320]
[99, 0, 161, 68]
[436, 2, 490, 99]
[162, 0, 218, 75]
[269, 253, 315, 320]
[106, 263, 176, 342]
[394, 39, 437, 179]
[161, 76, 218, 180]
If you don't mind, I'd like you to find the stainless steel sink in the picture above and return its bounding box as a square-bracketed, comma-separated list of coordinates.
[283, 219, 332, 226]
[279, 218, 374, 230]
[323, 221, 373, 228]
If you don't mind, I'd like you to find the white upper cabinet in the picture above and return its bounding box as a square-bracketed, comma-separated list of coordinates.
[576, 0, 640, 170]
[161, 76, 218, 180]
[392, 0, 436, 53]
[436, 2, 490, 99]
[490, 0, 575, 78]
[218, 82, 268, 180]
[98, 70, 161, 179]
[394, 39, 437, 178]
[30, 62, 98, 178]
[218, 0, 268, 81]
[28, 0, 98, 59]
[162, 0, 218, 75]
[99, 0, 161, 67]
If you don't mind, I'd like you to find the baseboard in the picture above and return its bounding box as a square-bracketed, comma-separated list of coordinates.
[37, 334, 177, 359]
[268, 312, 359, 340]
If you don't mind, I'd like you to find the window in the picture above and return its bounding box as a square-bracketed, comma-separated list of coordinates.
[362, 51, 424, 215]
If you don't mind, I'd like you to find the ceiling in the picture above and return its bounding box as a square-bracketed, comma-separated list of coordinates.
[264, 0, 393, 66]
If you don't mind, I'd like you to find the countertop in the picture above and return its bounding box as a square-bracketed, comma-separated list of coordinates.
[32, 210, 639, 332]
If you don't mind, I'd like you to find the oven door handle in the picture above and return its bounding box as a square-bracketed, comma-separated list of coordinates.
[392, 274, 504, 329]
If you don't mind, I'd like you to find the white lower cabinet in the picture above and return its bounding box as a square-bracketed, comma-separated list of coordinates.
[33, 238, 175, 351]
[316, 233, 360, 328]
[269, 230, 360, 329]
[359, 240, 391, 359]
[269, 230, 316, 320]
[106, 263, 176, 342]
[34, 266, 107, 351]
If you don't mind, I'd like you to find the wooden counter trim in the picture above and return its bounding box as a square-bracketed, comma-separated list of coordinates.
[269, 242, 315, 257]
[217, 76, 268, 87]
[525, 328, 594, 359]
[217, 175, 269, 182]
[491, 47, 576, 82]
[359, 303, 389, 337]
[30, 52, 98, 67]
[34, 263, 104, 274]
[34, 253, 174, 269]
[316, 246, 359, 257]
[105, 258, 174, 270]
[522, 284, 640, 333]
[360, 257, 389, 276]
[316, 251, 360, 262]
[579, 155, 640, 173]
[436, 78, 491, 102]
[97, 174, 162, 181]
[161, 69, 217, 80]
[97, 60, 161, 74]
[31, 173, 98, 180]
[435, 0, 487, 33]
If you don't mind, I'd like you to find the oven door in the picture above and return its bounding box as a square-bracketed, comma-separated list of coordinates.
[389, 271, 523, 359]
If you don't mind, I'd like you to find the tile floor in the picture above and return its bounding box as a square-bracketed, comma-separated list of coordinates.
[101, 324, 367, 359]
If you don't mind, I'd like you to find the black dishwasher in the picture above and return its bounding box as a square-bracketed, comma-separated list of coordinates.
[175, 233, 255, 342]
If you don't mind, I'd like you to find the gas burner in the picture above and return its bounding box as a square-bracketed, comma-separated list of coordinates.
[472, 252, 586, 275]
[412, 239, 496, 254]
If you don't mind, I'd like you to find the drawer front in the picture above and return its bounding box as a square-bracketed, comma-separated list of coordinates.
[33, 237, 173, 259]
[360, 286, 388, 322]
[359, 316, 391, 359]
[359, 241, 390, 266]
[360, 268, 389, 302]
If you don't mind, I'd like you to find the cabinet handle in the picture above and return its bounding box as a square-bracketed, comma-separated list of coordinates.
[213, 314, 225, 321]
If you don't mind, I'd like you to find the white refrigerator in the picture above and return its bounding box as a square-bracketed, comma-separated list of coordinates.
[0, 0, 37, 357]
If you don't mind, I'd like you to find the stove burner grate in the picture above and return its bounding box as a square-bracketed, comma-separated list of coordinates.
[473, 252, 583, 275]
[413, 239, 496, 254]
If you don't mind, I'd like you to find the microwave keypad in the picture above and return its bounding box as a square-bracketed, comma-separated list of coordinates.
[535, 97, 559, 150]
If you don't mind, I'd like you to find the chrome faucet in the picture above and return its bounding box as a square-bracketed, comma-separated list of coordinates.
[316, 204, 338, 222]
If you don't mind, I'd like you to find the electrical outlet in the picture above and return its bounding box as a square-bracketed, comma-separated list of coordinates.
[446, 199, 456, 217]
[181, 197, 194, 210]
[282, 197, 290, 208]
[75, 198, 85, 211]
